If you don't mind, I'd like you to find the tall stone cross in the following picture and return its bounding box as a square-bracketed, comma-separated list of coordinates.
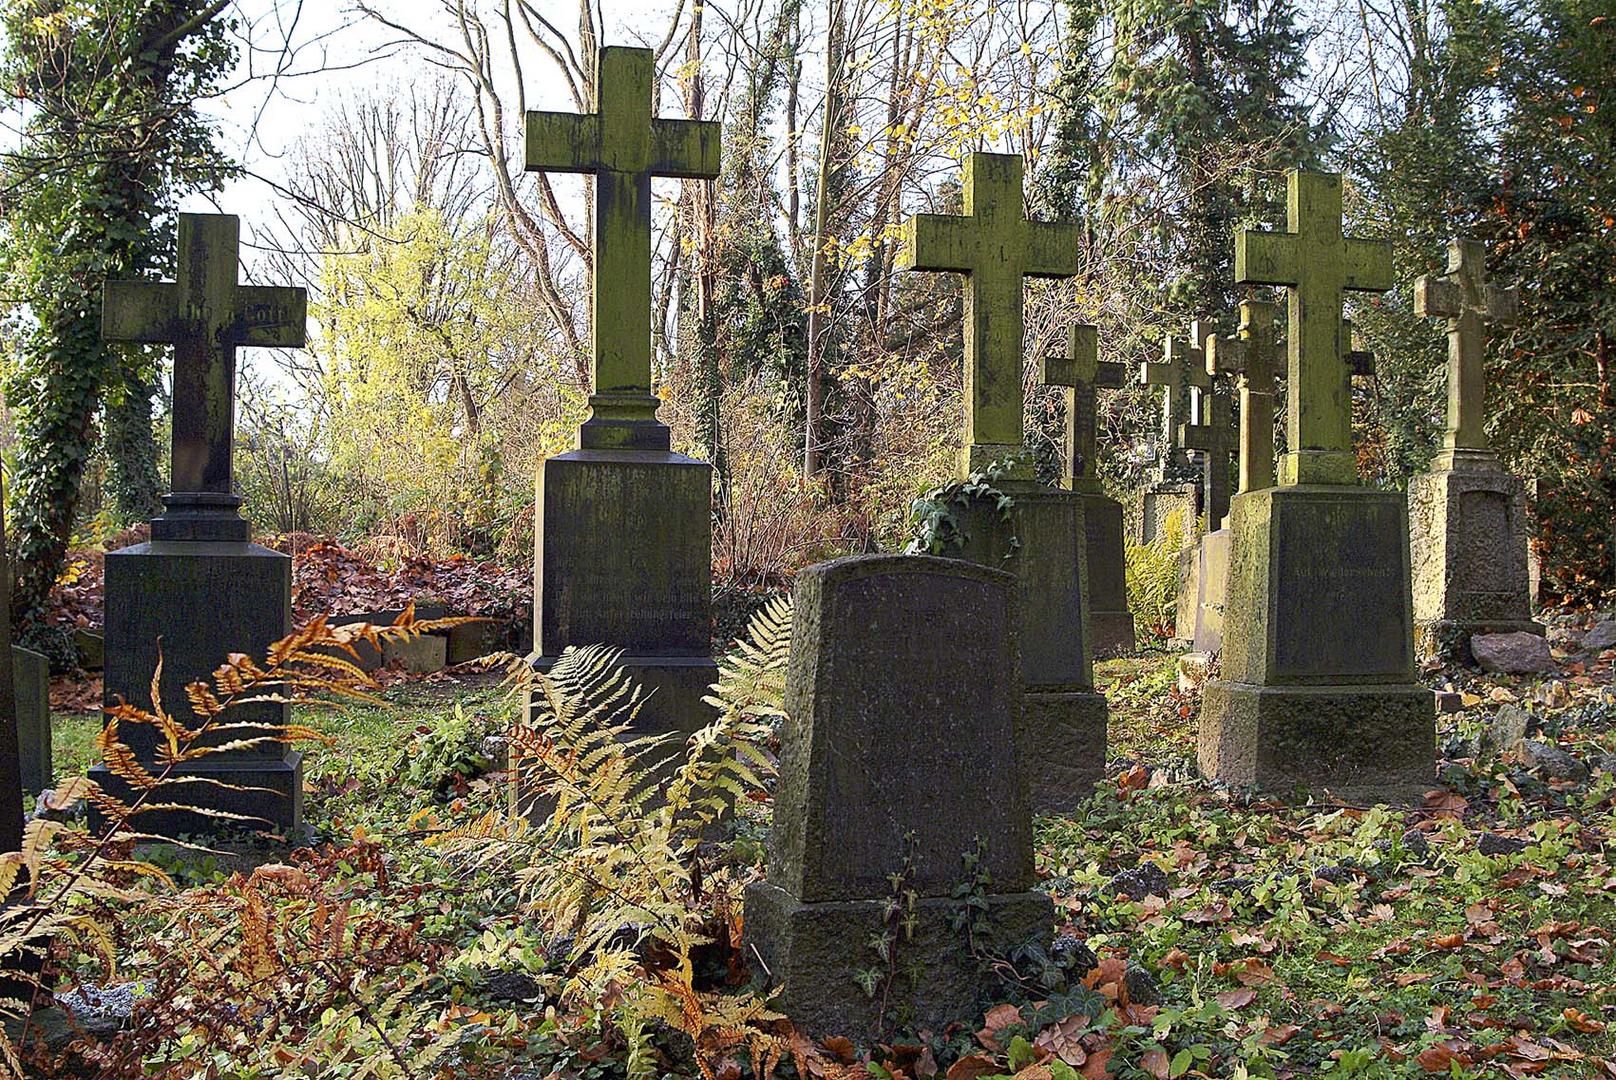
[525, 46, 721, 450]
[1041, 323, 1124, 492]
[1235, 169, 1393, 485]
[1139, 321, 1212, 474]
[901, 152, 1081, 476]
[1207, 299, 1284, 495]
[1414, 238, 1519, 467]
[103, 213, 306, 535]
[1180, 380, 1237, 531]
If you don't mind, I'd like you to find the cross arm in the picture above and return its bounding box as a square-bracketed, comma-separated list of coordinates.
[1344, 237, 1395, 292]
[1024, 221, 1080, 278]
[1414, 273, 1463, 319]
[899, 213, 975, 273]
[102, 281, 177, 343]
[1234, 227, 1297, 287]
[1486, 284, 1520, 326]
[525, 110, 602, 173]
[651, 118, 721, 179]
[1041, 323, 1098, 387]
[236, 286, 308, 348]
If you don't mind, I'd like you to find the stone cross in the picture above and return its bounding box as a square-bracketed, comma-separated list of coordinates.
[1207, 299, 1284, 495]
[1415, 238, 1519, 464]
[1180, 382, 1237, 531]
[103, 213, 306, 504]
[1040, 323, 1124, 492]
[1140, 321, 1212, 472]
[901, 152, 1081, 476]
[526, 46, 721, 450]
[1235, 170, 1393, 485]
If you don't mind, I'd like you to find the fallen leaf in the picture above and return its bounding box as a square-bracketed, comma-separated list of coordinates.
[1216, 988, 1257, 1010]
[823, 1036, 857, 1065]
[1140, 1048, 1170, 1079]
[977, 1004, 1022, 1051]
[946, 1055, 1002, 1080]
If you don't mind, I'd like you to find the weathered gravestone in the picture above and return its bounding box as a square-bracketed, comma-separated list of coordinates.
[900, 152, 1107, 811]
[13, 647, 50, 795]
[1199, 170, 1433, 801]
[1176, 375, 1237, 651]
[1189, 300, 1286, 663]
[1138, 324, 1210, 548]
[97, 213, 306, 837]
[518, 46, 720, 814]
[1045, 323, 1135, 654]
[745, 555, 1051, 1039]
[1409, 238, 1538, 661]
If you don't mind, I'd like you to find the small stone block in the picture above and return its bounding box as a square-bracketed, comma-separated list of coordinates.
[1021, 690, 1107, 815]
[74, 630, 104, 671]
[1433, 690, 1464, 714]
[381, 634, 448, 674]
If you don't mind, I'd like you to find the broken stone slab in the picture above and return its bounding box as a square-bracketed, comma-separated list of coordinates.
[73, 629, 104, 671]
[381, 634, 448, 675]
[1471, 631, 1555, 674]
[1486, 704, 1530, 753]
[1515, 739, 1589, 782]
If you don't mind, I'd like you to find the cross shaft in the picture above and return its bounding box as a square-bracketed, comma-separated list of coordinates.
[901, 152, 1081, 476]
[525, 46, 721, 449]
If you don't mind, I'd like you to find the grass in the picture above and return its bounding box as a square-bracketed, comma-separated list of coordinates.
[34, 652, 1616, 1078]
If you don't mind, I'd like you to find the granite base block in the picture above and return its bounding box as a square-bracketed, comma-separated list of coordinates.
[744, 881, 1052, 1040]
[1020, 689, 1107, 816]
[1199, 681, 1435, 802]
[89, 754, 304, 838]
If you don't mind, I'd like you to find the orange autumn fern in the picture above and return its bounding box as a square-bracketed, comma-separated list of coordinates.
[0, 604, 475, 1077]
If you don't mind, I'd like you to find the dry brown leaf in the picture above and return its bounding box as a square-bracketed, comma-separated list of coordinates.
[1216, 988, 1257, 1010]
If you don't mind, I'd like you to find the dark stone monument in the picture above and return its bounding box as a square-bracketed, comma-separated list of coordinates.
[518, 49, 720, 813]
[0, 481, 21, 853]
[1199, 171, 1433, 802]
[744, 555, 1052, 1039]
[900, 152, 1107, 813]
[14, 647, 50, 794]
[97, 213, 306, 837]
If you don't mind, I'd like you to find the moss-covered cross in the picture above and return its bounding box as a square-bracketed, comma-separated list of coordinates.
[1414, 238, 1519, 466]
[102, 213, 306, 497]
[525, 46, 720, 450]
[1040, 323, 1123, 492]
[1236, 169, 1393, 485]
[900, 152, 1080, 477]
[1207, 299, 1284, 495]
[1139, 321, 1212, 474]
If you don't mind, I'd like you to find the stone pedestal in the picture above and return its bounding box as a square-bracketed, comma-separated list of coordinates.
[744, 555, 1051, 1039]
[1139, 481, 1198, 547]
[955, 488, 1107, 814]
[92, 537, 302, 837]
[1199, 487, 1434, 802]
[1076, 492, 1134, 655]
[518, 448, 717, 816]
[14, 647, 50, 794]
[1408, 452, 1539, 662]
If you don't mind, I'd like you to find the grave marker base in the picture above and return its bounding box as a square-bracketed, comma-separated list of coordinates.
[744, 882, 1052, 1040]
[1200, 486, 1434, 801]
[1022, 690, 1107, 813]
[1409, 453, 1539, 663]
[98, 536, 301, 838]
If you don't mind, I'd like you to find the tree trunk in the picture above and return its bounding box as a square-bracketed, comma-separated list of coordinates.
[802, 0, 846, 487]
